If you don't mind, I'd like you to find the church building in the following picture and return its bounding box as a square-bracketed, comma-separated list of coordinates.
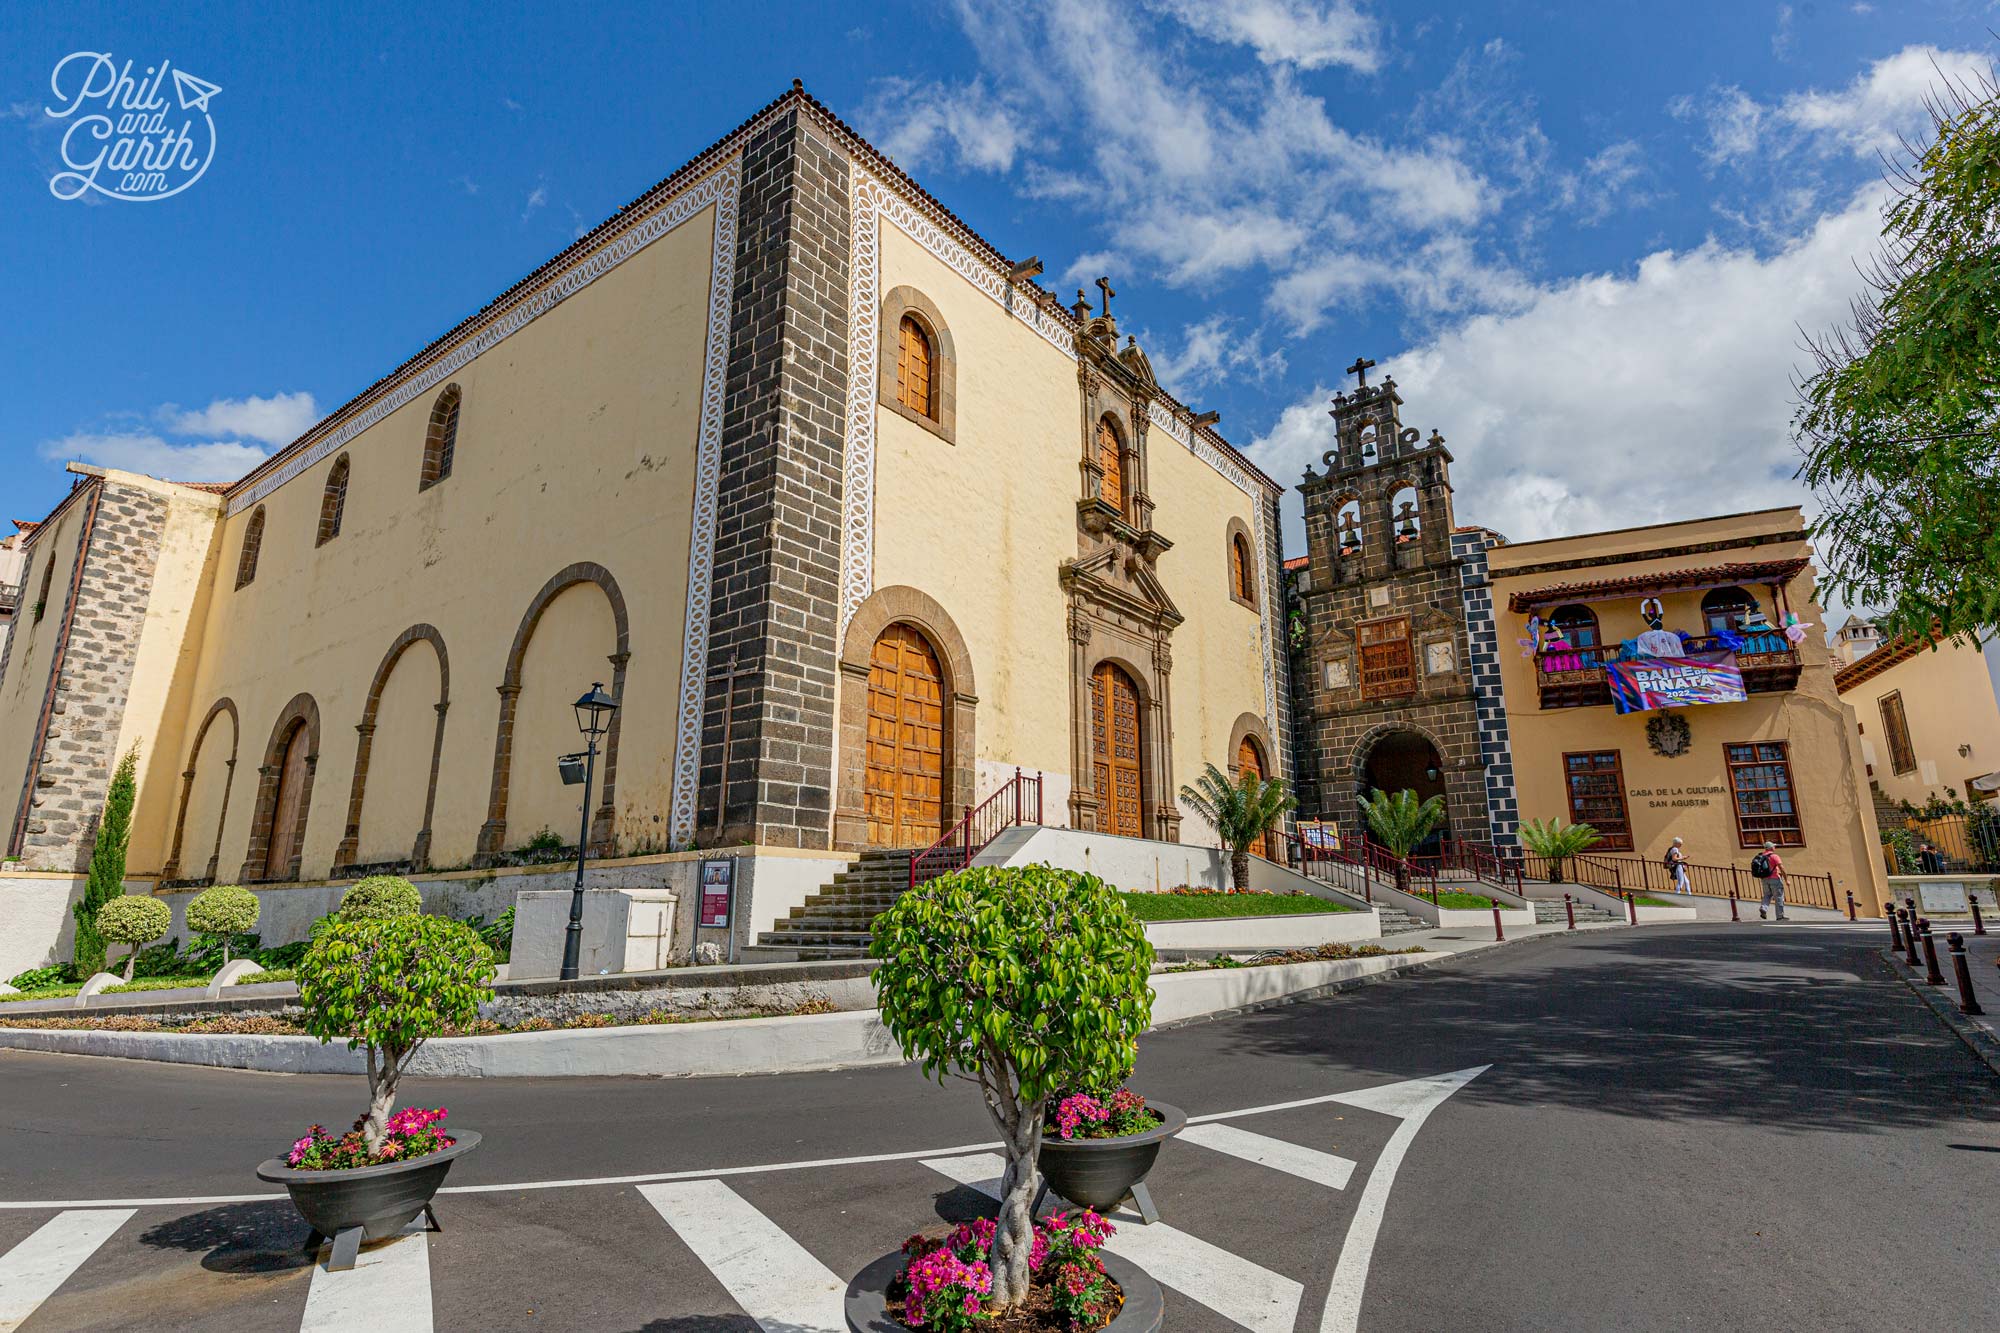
[0, 84, 1289, 968]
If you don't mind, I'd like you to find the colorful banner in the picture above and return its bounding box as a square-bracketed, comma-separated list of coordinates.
[1607, 652, 1747, 714]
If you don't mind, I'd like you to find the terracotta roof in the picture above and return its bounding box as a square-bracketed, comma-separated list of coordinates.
[11, 520, 36, 534]
[225, 82, 1280, 505]
[167, 481, 234, 494]
[1283, 555, 1309, 572]
[1504, 556, 1812, 614]
[1834, 627, 1944, 692]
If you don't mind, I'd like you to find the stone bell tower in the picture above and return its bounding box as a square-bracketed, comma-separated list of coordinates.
[1287, 358, 1494, 847]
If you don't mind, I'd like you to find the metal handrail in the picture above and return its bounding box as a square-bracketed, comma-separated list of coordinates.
[908, 769, 1045, 891]
[1508, 847, 1837, 910]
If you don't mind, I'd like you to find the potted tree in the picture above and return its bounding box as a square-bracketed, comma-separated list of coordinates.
[96, 894, 170, 982]
[858, 864, 1166, 1331]
[1179, 762, 1295, 889]
[1358, 789, 1447, 895]
[1518, 817, 1601, 883]
[257, 913, 493, 1268]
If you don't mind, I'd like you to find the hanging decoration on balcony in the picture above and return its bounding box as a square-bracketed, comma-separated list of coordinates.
[1607, 652, 1748, 715]
[1646, 710, 1693, 758]
[1517, 613, 1542, 659]
[1782, 612, 1813, 646]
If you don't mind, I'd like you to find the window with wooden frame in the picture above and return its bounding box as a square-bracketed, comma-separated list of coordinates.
[1548, 602, 1600, 649]
[1097, 417, 1125, 514]
[1230, 532, 1256, 606]
[1877, 691, 1916, 775]
[316, 454, 350, 547]
[419, 384, 461, 490]
[1357, 616, 1414, 700]
[1724, 741, 1804, 847]
[1562, 750, 1633, 850]
[896, 315, 935, 419]
[235, 506, 266, 590]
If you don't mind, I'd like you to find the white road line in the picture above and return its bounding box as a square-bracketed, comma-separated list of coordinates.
[300, 1221, 432, 1333]
[1319, 1066, 1488, 1333]
[924, 1152, 1303, 1333]
[0, 1209, 132, 1332]
[1179, 1122, 1357, 1189]
[639, 1180, 846, 1333]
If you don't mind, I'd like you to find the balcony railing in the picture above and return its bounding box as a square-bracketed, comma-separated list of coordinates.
[1536, 631, 1801, 709]
[0, 581, 19, 615]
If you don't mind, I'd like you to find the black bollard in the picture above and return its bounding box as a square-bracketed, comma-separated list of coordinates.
[1845, 891, 1857, 922]
[1919, 919, 1945, 986]
[1972, 897, 1987, 937]
[1888, 906, 1903, 951]
[1903, 909, 1923, 967]
[1948, 933, 1983, 1015]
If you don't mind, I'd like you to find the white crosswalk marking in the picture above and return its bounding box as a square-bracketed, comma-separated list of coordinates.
[1180, 1122, 1358, 1189]
[639, 1179, 847, 1333]
[924, 1152, 1303, 1333]
[0, 1209, 133, 1332]
[300, 1221, 433, 1333]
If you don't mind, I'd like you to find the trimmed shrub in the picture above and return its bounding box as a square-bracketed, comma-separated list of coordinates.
[298, 915, 494, 1153]
[187, 885, 261, 965]
[339, 875, 422, 922]
[97, 895, 171, 981]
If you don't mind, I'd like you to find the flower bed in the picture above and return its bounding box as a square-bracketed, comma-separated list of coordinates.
[895, 1211, 1120, 1332]
[1049, 1088, 1160, 1141]
[286, 1107, 456, 1171]
[1163, 941, 1424, 972]
[1116, 890, 1353, 921]
[0, 996, 849, 1036]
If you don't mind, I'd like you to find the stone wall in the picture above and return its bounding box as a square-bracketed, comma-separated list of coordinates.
[697, 108, 852, 849]
[1453, 529, 1519, 845]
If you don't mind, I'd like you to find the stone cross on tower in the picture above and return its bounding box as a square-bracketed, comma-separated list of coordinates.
[1095, 275, 1117, 319]
[1345, 356, 1376, 390]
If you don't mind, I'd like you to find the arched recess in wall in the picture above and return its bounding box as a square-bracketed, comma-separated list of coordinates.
[1224, 516, 1258, 608]
[475, 563, 630, 863]
[241, 693, 321, 883]
[333, 625, 449, 875]
[161, 698, 238, 883]
[832, 585, 977, 852]
[1228, 710, 1280, 860]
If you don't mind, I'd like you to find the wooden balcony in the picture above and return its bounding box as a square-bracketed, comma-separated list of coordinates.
[1535, 633, 1802, 710]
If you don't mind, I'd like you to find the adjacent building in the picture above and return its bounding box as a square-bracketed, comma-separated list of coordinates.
[1836, 630, 2000, 811]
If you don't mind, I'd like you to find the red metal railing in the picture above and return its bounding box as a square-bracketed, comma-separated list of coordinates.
[909, 769, 1045, 891]
[1268, 828, 1379, 902]
[1506, 848, 1837, 910]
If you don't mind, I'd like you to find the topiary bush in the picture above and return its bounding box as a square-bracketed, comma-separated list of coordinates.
[339, 875, 422, 922]
[298, 914, 494, 1153]
[869, 864, 1154, 1310]
[97, 894, 171, 981]
[186, 885, 261, 965]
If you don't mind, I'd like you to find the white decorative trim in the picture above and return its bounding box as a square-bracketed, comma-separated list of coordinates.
[228, 164, 741, 517]
[1252, 502, 1281, 775]
[841, 174, 884, 633]
[667, 159, 744, 845]
[874, 187, 1075, 358]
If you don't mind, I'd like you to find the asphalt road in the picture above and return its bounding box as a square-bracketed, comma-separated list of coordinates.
[1, 924, 1994, 1332]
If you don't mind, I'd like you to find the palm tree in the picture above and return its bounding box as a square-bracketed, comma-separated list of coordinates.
[1517, 816, 1601, 882]
[1358, 788, 1447, 894]
[1180, 762, 1296, 889]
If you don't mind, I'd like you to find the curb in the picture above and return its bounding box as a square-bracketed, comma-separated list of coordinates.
[1879, 948, 2000, 1081]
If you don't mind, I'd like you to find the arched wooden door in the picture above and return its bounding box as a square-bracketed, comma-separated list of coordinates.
[265, 721, 311, 878]
[1236, 736, 1269, 859]
[1091, 662, 1144, 838]
[865, 624, 945, 847]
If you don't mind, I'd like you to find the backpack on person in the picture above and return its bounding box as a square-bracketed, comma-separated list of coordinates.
[1663, 850, 1678, 870]
[1749, 852, 1773, 879]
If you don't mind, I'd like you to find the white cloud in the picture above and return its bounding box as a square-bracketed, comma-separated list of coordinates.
[163, 392, 318, 446]
[41, 432, 269, 482]
[1150, 315, 1286, 396]
[522, 182, 547, 222]
[1144, 0, 1380, 73]
[860, 76, 1032, 173]
[1249, 188, 1889, 551]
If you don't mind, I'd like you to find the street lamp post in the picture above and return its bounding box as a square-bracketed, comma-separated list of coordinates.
[560, 682, 620, 982]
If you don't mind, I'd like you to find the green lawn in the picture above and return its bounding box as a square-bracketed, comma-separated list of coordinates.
[1633, 894, 1683, 908]
[104, 974, 215, 994]
[1419, 891, 1507, 911]
[0, 985, 81, 1003]
[1119, 891, 1355, 921]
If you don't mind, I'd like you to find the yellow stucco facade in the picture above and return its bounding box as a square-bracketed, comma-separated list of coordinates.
[1837, 634, 2000, 808]
[1487, 508, 1888, 912]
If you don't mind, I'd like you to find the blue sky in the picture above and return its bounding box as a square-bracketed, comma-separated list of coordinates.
[2, 1, 1992, 556]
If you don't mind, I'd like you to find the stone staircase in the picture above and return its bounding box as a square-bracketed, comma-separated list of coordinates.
[752, 849, 919, 960]
[1531, 896, 1623, 926]
[1375, 904, 1427, 935]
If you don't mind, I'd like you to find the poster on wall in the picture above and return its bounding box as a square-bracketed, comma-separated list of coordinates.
[698, 858, 734, 929]
[1298, 821, 1342, 852]
[1607, 652, 1747, 715]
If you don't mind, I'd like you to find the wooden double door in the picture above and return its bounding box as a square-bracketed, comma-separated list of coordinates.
[1090, 661, 1144, 838]
[864, 624, 946, 847]
[264, 720, 311, 878]
[1235, 736, 1269, 859]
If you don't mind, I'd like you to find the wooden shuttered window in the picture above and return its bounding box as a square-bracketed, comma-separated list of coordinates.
[1358, 616, 1414, 700]
[1878, 691, 1916, 775]
[1563, 750, 1633, 850]
[1097, 418, 1124, 513]
[1725, 741, 1804, 847]
[896, 315, 934, 418]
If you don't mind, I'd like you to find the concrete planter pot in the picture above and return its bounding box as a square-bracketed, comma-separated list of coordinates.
[845, 1245, 1163, 1333]
[1036, 1101, 1186, 1214]
[257, 1129, 480, 1252]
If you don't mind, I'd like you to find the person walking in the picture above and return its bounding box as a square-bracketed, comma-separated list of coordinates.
[1665, 837, 1692, 896]
[1751, 841, 1786, 920]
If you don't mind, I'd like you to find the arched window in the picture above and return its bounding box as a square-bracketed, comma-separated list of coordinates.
[1390, 485, 1421, 545]
[420, 385, 461, 490]
[896, 315, 934, 418]
[1549, 603, 1598, 649]
[32, 544, 57, 622]
[1097, 417, 1125, 513]
[234, 507, 266, 590]
[1701, 586, 1757, 635]
[1230, 532, 1256, 605]
[1336, 499, 1363, 556]
[316, 455, 350, 547]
